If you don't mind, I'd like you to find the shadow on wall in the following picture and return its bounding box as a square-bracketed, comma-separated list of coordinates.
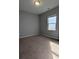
[19, 36, 59, 59]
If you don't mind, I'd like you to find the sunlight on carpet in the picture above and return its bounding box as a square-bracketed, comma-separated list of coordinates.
[49, 41, 59, 59]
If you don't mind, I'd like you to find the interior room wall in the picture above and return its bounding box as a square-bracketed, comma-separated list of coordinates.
[19, 11, 39, 38]
[39, 6, 59, 39]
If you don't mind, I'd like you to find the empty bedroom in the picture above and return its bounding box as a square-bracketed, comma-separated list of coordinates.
[19, 0, 59, 59]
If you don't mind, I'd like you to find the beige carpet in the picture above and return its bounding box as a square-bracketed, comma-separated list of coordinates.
[19, 35, 59, 59]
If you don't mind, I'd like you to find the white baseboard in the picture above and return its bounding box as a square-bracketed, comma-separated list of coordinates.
[19, 34, 38, 39]
[42, 34, 59, 40]
[19, 34, 59, 40]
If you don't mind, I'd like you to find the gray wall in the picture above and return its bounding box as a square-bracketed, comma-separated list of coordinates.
[19, 11, 39, 38]
[39, 7, 59, 39]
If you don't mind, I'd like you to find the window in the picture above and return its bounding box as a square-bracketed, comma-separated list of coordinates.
[48, 15, 57, 31]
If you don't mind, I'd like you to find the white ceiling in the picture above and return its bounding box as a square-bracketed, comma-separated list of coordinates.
[19, 0, 59, 14]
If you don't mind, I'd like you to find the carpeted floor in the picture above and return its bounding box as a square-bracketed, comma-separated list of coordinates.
[19, 35, 59, 59]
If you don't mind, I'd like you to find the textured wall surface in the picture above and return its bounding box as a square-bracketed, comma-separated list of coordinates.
[39, 7, 59, 39]
[19, 11, 39, 38]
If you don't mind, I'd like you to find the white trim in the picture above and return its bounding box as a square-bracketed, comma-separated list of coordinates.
[19, 34, 38, 39]
[47, 14, 57, 31]
[42, 34, 59, 40]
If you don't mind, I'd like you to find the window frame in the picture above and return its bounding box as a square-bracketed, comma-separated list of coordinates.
[47, 14, 57, 31]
